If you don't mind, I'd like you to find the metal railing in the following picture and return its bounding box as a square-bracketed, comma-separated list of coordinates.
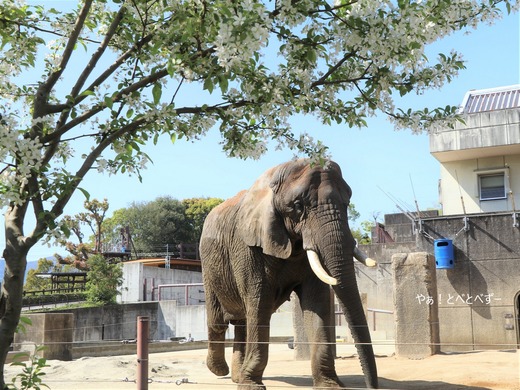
[152, 283, 204, 304]
[367, 308, 394, 331]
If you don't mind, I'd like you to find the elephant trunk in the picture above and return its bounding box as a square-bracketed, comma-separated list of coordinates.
[310, 214, 378, 388]
[332, 261, 378, 388]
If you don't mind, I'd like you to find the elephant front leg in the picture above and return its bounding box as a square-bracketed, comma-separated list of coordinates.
[237, 309, 271, 389]
[206, 293, 229, 377]
[300, 285, 344, 388]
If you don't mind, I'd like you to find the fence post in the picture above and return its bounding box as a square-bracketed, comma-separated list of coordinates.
[137, 316, 149, 390]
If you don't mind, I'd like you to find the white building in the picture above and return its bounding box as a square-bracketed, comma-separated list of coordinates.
[430, 85, 520, 215]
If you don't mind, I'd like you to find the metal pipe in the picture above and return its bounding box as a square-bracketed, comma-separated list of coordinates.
[137, 316, 149, 390]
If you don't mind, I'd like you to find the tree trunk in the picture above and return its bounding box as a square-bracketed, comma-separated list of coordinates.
[0, 207, 31, 389]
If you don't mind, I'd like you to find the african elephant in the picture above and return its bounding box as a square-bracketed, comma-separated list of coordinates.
[199, 159, 378, 389]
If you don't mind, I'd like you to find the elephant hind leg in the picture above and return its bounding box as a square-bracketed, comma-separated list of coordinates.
[206, 293, 229, 377]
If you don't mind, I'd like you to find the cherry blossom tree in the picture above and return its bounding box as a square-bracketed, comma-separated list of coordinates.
[0, 0, 516, 384]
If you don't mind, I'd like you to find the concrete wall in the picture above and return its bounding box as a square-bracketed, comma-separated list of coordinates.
[416, 213, 520, 351]
[14, 313, 74, 361]
[120, 263, 203, 303]
[56, 302, 165, 342]
[430, 108, 520, 161]
[355, 212, 520, 351]
[47, 299, 294, 346]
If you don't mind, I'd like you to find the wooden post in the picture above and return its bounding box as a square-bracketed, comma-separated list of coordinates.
[137, 316, 149, 390]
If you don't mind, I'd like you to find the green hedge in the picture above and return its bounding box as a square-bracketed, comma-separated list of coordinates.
[22, 292, 87, 307]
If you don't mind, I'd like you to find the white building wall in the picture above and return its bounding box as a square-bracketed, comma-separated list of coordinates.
[119, 263, 203, 304]
[439, 155, 520, 215]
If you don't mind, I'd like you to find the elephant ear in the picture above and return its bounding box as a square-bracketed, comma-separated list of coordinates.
[237, 168, 292, 259]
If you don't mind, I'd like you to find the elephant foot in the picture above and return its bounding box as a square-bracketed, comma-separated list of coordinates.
[313, 376, 344, 389]
[238, 381, 265, 390]
[231, 369, 240, 383]
[207, 358, 229, 377]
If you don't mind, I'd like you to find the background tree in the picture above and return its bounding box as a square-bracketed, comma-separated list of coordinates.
[84, 254, 123, 304]
[347, 202, 372, 244]
[23, 258, 56, 292]
[351, 220, 376, 245]
[0, 0, 516, 385]
[347, 203, 360, 223]
[79, 199, 109, 254]
[183, 197, 224, 243]
[55, 199, 109, 269]
[102, 196, 223, 255]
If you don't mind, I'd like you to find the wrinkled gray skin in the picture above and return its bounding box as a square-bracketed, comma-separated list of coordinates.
[199, 159, 378, 389]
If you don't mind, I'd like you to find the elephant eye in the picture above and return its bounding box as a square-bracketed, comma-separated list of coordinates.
[293, 200, 303, 214]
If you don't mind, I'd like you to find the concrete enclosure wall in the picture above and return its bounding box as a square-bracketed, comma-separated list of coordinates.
[355, 211, 520, 352]
[45, 299, 295, 346]
[416, 213, 520, 351]
[14, 313, 74, 361]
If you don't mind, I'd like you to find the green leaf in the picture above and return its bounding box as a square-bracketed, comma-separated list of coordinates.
[218, 75, 228, 94]
[78, 187, 90, 200]
[203, 78, 214, 93]
[104, 96, 113, 109]
[152, 83, 162, 104]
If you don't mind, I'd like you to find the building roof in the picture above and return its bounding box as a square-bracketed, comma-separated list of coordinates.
[459, 84, 520, 114]
[124, 257, 202, 270]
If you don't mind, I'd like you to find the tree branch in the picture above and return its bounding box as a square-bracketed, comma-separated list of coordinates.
[56, 6, 127, 130]
[32, 1, 93, 121]
[49, 117, 146, 219]
[41, 66, 167, 145]
[311, 52, 356, 88]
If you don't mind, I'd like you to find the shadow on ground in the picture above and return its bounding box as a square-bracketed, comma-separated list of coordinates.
[263, 375, 496, 389]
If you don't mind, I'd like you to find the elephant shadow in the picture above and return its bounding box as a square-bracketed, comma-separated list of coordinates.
[264, 375, 496, 389]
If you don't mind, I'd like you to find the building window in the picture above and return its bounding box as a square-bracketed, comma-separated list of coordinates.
[479, 173, 506, 200]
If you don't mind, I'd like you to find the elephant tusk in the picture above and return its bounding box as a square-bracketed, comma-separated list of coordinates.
[306, 250, 338, 286]
[353, 246, 377, 267]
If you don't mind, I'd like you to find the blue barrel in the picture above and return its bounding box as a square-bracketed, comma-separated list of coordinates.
[434, 239, 454, 269]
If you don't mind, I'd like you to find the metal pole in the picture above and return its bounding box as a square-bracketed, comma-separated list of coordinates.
[137, 316, 149, 390]
[330, 287, 336, 358]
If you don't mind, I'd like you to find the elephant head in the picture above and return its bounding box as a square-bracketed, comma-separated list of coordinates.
[235, 158, 378, 388]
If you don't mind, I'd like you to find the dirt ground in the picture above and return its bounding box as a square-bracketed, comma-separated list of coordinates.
[4, 343, 519, 389]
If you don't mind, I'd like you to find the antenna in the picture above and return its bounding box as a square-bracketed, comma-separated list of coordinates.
[409, 174, 423, 220]
[377, 186, 417, 228]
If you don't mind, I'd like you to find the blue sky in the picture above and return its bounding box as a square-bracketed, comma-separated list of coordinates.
[1, 7, 519, 262]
